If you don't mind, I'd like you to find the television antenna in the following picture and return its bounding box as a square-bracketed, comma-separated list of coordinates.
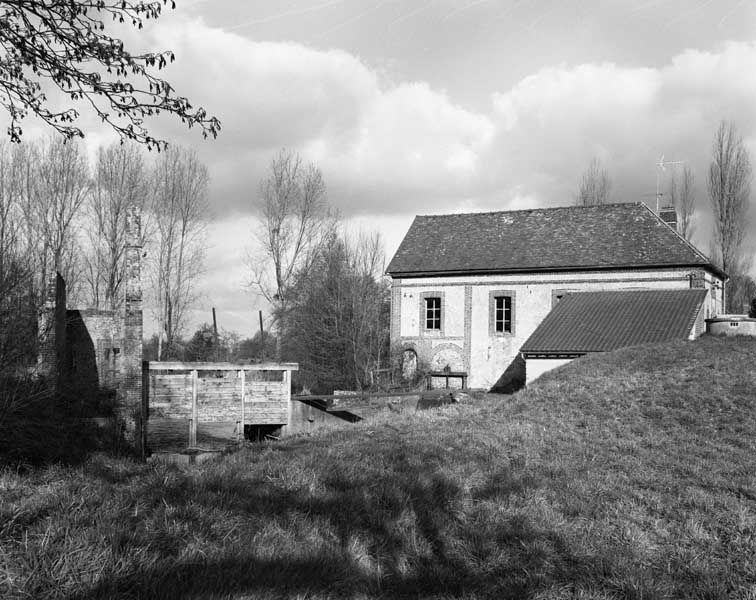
[655, 155, 686, 212]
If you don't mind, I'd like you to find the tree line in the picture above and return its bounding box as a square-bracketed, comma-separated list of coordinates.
[575, 121, 754, 313]
[0, 138, 208, 367]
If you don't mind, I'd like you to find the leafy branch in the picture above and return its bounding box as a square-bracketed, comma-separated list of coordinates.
[0, 1, 220, 149]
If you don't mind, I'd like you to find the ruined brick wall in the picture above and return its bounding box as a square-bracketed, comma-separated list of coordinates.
[65, 309, 121, 409]
[37, 272, 66, 388]
[36, 207, 144, 454]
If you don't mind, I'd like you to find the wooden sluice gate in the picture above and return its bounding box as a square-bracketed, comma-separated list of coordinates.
[143, 360, 468, 459]
[143, 361, 298, 454]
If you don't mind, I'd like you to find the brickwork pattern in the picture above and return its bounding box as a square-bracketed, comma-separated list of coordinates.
[122, 205, 144, 444]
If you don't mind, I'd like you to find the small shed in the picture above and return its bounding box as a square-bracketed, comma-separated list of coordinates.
[520, 289, 708, 385]
[143, 361, 298, 453]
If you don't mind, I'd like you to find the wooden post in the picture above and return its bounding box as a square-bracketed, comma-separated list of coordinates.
[240, 369, 246, 441]
[259, 310, 265, 362]
[189, 369, 198, 448]
[212, 308, 219, 361]
[285, 368, 292, 432]
[140, 361, 149, 462]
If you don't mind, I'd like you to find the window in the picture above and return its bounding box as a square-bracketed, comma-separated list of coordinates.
[419, 291, 444, 335]
[425, 297, 441, 330]
[489, 290, 515, 336]
[494, 296, 512, 333]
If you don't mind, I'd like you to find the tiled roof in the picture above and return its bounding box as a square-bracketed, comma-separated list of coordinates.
[386, 203, 722, 277]
[520, 289, 707, 354]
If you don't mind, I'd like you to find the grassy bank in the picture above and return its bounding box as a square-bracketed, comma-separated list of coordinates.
[2, 335, 755, 599]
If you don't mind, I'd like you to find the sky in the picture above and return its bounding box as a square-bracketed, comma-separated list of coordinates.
[4, 0, 756, 337]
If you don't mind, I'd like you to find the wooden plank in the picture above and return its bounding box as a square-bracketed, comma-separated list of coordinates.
[147, 417, 191, 452]
[147, 361, 298, 371]
[285, 369, 292, 429]
[245, 415, 288, 425]
[243, 401, 286, 411]
[240, 369, 245, 438]
[189, 369, 198, 447]
[196, 421, 238, 447]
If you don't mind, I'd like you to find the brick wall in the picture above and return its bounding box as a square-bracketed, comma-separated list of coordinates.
[121, 205, 144, 444]
[393, 267, 720, 389]
[37, 272, 66, 388]
[36, 206, 144, 454]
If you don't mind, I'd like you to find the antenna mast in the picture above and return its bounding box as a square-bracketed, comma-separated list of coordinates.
[655, 154, 686, 213]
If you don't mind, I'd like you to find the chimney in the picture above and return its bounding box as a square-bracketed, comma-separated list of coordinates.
[121, 205, 144, 454]
[659, 206, 678, 233]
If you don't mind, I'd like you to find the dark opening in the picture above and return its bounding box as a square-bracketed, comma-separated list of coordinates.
[244, 424, 283, 442]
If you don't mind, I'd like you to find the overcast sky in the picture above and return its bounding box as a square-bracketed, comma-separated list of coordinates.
[5, 0, 756, 336]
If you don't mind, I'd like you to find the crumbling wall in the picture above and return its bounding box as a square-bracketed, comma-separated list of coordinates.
[36, 206, 144, 454]
[65, 308, 121, 414]
[121, 205, 144, 443]
[37, 272, 66, 388]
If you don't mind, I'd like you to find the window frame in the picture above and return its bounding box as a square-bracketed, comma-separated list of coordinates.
[489, 290, 516, 337]
[419, 291, 444, 336]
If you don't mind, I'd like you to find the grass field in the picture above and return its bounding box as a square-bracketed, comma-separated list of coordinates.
[2, 334, 756, 599]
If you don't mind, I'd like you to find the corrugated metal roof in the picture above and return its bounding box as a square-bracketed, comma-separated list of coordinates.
[386, 202, 723, 277]
[521, 289, 707, 354]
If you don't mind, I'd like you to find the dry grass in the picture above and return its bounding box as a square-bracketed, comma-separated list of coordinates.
[2, 334, 756, 599]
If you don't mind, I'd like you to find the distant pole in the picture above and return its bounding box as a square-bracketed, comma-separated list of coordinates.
[212, 307, 219, 361]
[655, 155, 686, 212]
[259, 310, 265, 362]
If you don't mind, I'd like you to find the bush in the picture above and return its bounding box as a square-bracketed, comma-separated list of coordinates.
[0, 375, 101, 467]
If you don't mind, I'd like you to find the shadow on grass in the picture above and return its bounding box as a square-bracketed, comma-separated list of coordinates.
[65, 449, 608, 600]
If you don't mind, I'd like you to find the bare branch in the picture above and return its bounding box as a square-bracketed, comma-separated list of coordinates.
[251, 149, 337, 360]
[146, 146, 209, 359]
[0, 1, 220, 149]
[575, 157, 612, 206]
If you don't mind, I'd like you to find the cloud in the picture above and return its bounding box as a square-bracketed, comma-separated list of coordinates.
[3, 12, 755, 322]
[136, 17, 494, 216]
[482, 41, 756, 220]
[133, 21, 756, 316]
[143, 17, 755, 227]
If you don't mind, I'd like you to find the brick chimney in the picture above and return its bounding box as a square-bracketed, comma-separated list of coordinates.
[659, 206, 678, 233]
[37, 271, 66, 388]
[121, 205, 143, 453]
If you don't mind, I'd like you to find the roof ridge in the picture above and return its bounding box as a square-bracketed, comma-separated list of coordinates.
[415, 201, 645, 219]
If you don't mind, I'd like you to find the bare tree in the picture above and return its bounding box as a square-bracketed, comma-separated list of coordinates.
[147, 147, 209, 360]
[83, 143, 148, 309]
[668, 165, 696, 241]
[251, 149, 337, 360]
[0, 141, 35, 367]
[344, 230, 391, 389]
[20, 138, 90, 304]
[575, 157, 612, 206]
[726, 274, 756, 314]
[708, 121, 752, 276]
[0, 141, 23, 288]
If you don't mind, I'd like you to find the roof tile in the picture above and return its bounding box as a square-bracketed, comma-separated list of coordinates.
[521, 289, 708, 354]
[386, 203, 720, 276]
